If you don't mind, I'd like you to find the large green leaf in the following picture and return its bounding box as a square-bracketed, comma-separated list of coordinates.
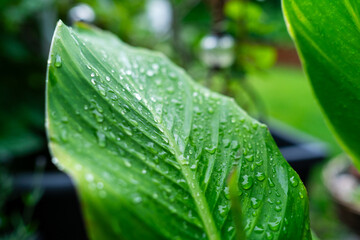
[282, 0, 360, 169]
[46, 21, 310, 240]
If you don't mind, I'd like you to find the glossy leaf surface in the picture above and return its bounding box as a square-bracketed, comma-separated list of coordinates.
[283, 0, 360, 169]
[46, 21, 310, 240]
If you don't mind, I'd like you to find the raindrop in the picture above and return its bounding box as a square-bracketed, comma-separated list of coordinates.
[152, 63, 159, 70]
[134, 93, 142, 101]
[224, 187, 230, 199]
[268, 217, 281, 231]
[60, 129, 68, 142]
[92, 109, 104, 123]
[268, 178, 275, 187]
[146, 70, 154, 77]
[96, 131, 106, 147]
[275, 206, 282, 212]
[241, 175, 253, 190]
[205, 146, 216, 154]
[133, 195, 142, 204]
[55, 54, 62, 68]
[169, 72, 176, 79]
[218, 205, 228, 216]
[256, 172, 265, 181]
[289, 176, 299, 187]
[98, 85, 106, 96]
[254, 225, 264, 233]
[222, 139, 231, 148]
[299, 191, 304, 199]
[245, 154, 254, 162]
[266, 232, 273, 240]
[251, 197, 261, 209]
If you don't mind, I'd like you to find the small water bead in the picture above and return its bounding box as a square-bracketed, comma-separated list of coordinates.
[275, 206, 282, 212]
[224, 187, 230, 199]
[222, 139, 231, 148]
[218, 205, 228, 216]
[92, 110, 104, 123]
[96, 131, 106, 147]
[254, 225, 265, 233]
[245, 154, 254, 162]
[250, 163, 255, 171]
[266, 232, 273, 240]
[146, 70, 154, 77]
[205, 146, 216, 154]
[55, 54, 62, 68]
[231, 140, 239, 150]
[255, 172, 266, 181]
[152, 63, 159, 70]
[98, 85, 106, 96]
[255, 159, 263, 166]
[91, 79, 96, 85]
[133, 195, 142, 204]
[124, 159, 132, 167]
[289, 176, 299, 187]
[134, 93, 142, 101]
[105, 76, 111, 81]
[241, 175, 253, 190]
[250, 197, 261, 209]
[91, 72, 95, 77]
[169, 72, 176, 79]
[60, 129, 68, 142]
[299, 191, 304, 199]
[61, 116, 69, 123]
[268, 217, 281, 231]
[166, 86, 175, 93]
[268, 178, 275, 187]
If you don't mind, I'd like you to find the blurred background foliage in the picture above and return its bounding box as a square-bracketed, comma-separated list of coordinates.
[0, 0, 292, 161]
[0, 0, 353, 239]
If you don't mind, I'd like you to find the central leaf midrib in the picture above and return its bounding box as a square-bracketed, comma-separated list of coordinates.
[107, 46, 221, 238]
[164, 128, 221, 240]
[70, 27, 221, 240]
[138, 77, 221, 239]
[122, 71, 221, 239]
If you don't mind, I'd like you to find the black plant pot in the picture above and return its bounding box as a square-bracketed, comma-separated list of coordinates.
[323, 155, 360, 237]
[7, 126, 328, 240]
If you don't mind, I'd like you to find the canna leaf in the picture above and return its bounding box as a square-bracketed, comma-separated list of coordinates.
[282, 0, 360, 169]
[46, 21, 311, 240]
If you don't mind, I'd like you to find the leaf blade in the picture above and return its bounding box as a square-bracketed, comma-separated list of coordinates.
[282, 0, 360, 169]
[46, 21, 311, 240]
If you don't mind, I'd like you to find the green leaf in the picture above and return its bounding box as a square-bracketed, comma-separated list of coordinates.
[282, 0, 360, 169]
[46, 21, 311, 240]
